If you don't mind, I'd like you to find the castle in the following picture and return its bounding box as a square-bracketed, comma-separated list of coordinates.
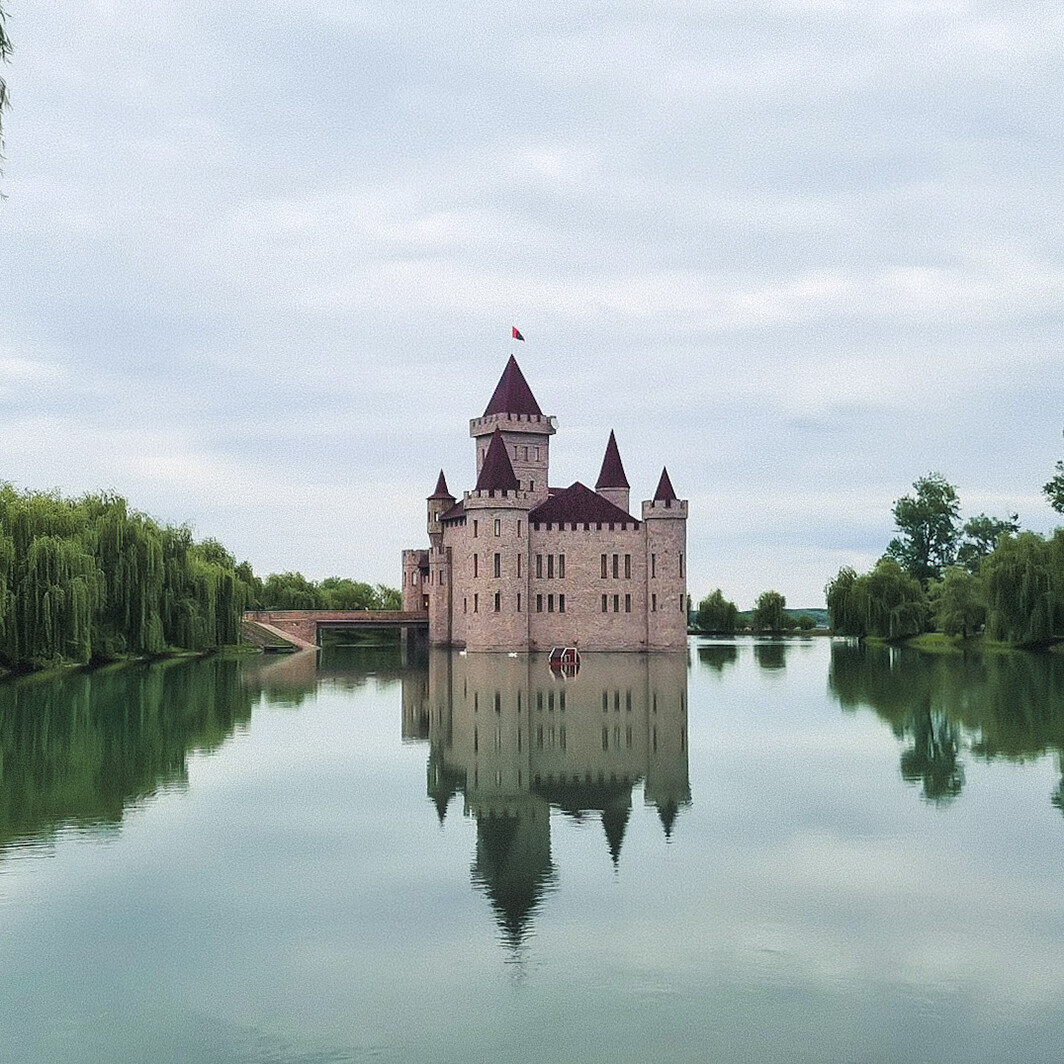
[401, 355, 688, 652]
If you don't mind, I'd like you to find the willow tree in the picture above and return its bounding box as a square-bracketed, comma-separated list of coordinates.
[0, 3, 10, 155]
[982, 533, 1056, 645]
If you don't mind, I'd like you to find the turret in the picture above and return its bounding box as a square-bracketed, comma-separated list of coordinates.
[595, 430, 630, 514]
[642, 467, 688, 651]
[470, 355, 556, 506]
[427, 469, 455, 551]
[463, 428, 532, 651]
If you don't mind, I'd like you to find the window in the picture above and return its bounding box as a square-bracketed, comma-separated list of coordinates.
[612, 554, 619, 579]
[624, 554, 631, 579]
[559, 594, 565, 613]
[680, 594, 685, 612]
[679, 551, 684, 577]
[547, 594, 554, 613]
[494, 553, 501, 578]
[411, 571, 417, 585]
[517, 520, 522, 536]
[559, 554, 565, 578]
[536, 594, 543, 613]
[601, 554, 607, 578]
[463, 597, 467, 613]
[534, 446, 539, 460]
[494, 591, 500, 612]
[652, 593, 657, 612]
[517, 555, 522, 578]
[613, 594, 619, 613]
[474, 593, 479, 612]
[547, 555, 554, 579]
[473, 520, 478, 538]
[473, 554, 478, 578]
[494, 691, 501, 713]
[439, 569, 445, 585]
[651, 553, 656, 578]
[625, 594, 631, 613]
[517, 593, 521, 612]
[601, 594, 608, 612]
[494, 519, 501, 536]
[523, 446, 528, 461]
[530, 480, 535, 492]
[536, 554, 543, 578]
[602, 727, 609, 751]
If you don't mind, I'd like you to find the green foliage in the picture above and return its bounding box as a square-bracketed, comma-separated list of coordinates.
[885, 473, 961, 584]
[929, 567, 985, 638]
[1045, 454, 1064, 515]
[0, 483, 255, 668]
[255, 573, 401, 611]
[796, 614, 816, 631]
[752, 590, 786, 633]
[695, 589, 738, 634]
[825, 558, 928, 640]
[956, 513, 1019, 573]
[981, 530, 1064, 645]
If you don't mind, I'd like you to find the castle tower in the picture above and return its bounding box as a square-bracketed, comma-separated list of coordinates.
[643, 467, 688, 651]
[462, 427, 532, 651]
[427, 470, 455, 551]
[469, 355, 556, 506]
[595, 430, 630, 514]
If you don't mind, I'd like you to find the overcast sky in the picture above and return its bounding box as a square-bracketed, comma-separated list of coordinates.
[1, 0, 1062, 608]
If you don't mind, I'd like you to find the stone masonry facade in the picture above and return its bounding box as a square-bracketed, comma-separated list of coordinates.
[401, 355, 688, 652]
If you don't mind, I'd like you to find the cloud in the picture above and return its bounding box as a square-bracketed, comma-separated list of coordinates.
[2, 0, 1063, 603]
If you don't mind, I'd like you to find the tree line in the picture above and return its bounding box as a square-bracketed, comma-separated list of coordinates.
[693, 587, 818, 635]
[0, 483, 399, 672]
[825, 448, 1064, 645]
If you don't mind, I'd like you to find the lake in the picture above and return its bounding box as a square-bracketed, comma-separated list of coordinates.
[2, 637, 1064, 1063]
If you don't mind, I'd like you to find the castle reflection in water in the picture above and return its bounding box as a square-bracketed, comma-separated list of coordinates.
[402, 649, 690, 947]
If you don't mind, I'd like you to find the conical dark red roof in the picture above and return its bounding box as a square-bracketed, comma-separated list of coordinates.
[654, 467, 678, 502]
[595, 430, 629, 490]
[483, 355, 542, 417]
[429, 469, 454, 500]
[475, 427, 520, 493]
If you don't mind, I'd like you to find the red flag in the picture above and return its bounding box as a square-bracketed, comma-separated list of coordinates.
[512, 326, 525, 341]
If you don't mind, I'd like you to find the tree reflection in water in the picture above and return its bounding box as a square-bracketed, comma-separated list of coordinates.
[0, 657, 257, 856]
[407, 650, 690, 951]
[829, 641, 1064, 808]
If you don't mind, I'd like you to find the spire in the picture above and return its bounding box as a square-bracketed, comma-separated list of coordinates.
[483, 355, 543, 417]
[654, 466, 678, 503]
[595, 430, 630, 490]
[475, 427, 520, 493]
[429, 470, 454, 500]
[601, 802, 631, 868]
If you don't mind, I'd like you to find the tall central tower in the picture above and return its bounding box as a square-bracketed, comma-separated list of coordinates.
[469, 355, 556, 506]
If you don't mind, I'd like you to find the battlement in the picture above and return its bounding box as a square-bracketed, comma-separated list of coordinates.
[463, 488, 533, 509]
[470, 412, 558, 438]
[641, 498, 689, 520]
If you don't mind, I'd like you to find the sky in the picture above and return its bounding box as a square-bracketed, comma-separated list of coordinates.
[1, 1, 1062, 608]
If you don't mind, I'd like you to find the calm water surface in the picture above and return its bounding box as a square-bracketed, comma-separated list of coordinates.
[2, 638, 1064, 1063]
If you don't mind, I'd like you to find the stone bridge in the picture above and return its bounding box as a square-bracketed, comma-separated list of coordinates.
[244, 609, 429, 650]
